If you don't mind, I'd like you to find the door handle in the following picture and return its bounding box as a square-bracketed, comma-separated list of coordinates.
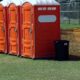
[2, 27, 5, 32]
[14, 27, 17, 32]
[29, 28, 32, 33]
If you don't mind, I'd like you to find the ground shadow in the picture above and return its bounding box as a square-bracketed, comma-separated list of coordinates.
[69, 55, 80, 61]
[33, 55, 80, 61]
[1, 53, 80, 61]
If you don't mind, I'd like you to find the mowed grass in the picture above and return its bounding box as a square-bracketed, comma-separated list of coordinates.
[0, 54, 80, 80]
[0, 23, 80, 80]
[61, 23, 80, 29]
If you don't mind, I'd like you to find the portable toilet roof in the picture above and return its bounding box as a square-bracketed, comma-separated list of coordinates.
[0, 1, 7, 7]
[11, 0, 25, 6]
[0, 0, 10, 7]
[19, 0, 27, 5]
[7, 0, 13, 5]
[24, 0, 60, 5]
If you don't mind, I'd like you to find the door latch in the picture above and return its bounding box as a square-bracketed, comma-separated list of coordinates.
[29, 28, 32, 33]
[2, 27, 5, 32]
[14, 27, 17, 32]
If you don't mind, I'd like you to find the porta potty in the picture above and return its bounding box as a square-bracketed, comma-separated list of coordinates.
[8, 0, 23, 55]
[0, 0, 9, 53]
[21, 0, 60, 59]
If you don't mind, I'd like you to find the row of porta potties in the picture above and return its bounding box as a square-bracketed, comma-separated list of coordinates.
[0, 0, 60, 59]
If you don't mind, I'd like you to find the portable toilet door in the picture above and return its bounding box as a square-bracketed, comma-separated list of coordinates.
[0, 0, 9, 53]
[0, 0, 11, 54]
[34, 5, 60, 59]
[21, 2, 33, 57]
[21, 0, 60, 59]
[8, 0, 23, 56]
[0, 4, 5, 53]
[8, 3, 19, 55]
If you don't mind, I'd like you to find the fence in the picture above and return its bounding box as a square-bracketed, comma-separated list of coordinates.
[60, 2, 80, 25]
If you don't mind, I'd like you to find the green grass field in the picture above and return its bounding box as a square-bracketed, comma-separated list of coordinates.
[0, 23, 80, 80]
[61, 23, 80, 29]
[0, 54, 80, 80]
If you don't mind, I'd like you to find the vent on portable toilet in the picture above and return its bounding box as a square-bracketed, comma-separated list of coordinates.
[21, 0, 60, 59]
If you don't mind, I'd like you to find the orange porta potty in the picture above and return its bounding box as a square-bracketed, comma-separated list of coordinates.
[0, 0, 8, 53]
[8, 3, 19, 55]
[8, 0, 23, 56]
[21, 0, 60, 59]
[0, 4, 5, 53]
